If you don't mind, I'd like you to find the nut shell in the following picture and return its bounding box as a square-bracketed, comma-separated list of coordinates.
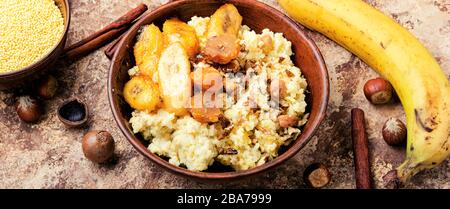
[303, 163, 331, 188]
[57, 98, 88, 128]
[82, 131, 115, 163]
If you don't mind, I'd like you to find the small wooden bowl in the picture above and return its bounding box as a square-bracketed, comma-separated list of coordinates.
[108, 0, 329, 181]
[0, 0, 70, 90]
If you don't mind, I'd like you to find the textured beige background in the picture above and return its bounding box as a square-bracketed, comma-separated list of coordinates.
[0, 0, 449, 188]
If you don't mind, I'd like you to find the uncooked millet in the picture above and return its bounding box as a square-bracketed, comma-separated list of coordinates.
[0, 0, 64, 73]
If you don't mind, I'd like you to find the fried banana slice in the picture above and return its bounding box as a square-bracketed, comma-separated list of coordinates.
[207, 4, 243, 38]
[134, 24, 164, 78]
[163, 18, 199, 58]
[123, 76, 161, 112]
[158, 43, 192, 116]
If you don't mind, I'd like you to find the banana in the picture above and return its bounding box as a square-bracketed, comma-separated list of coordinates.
[158, 43, 192, 116]
[278, 0, 450, 184]
[123, 76, 161, 112]
[207, 4, 242, 38]
[163, 18, 199, 59]
[134, 24, 164, 78]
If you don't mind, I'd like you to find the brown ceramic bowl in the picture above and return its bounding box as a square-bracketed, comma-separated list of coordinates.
[108, 0, 329, 181]
[0, 0, 70, 90]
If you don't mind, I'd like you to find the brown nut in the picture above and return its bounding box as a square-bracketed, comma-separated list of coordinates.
[260, 34, 274, 54]
[82, 131, 115, 163]
[363, 77, 393, 104]
[218, 59, 241, 73]
[190, 67, 223, 91]
[218, 147, 238, 155]
[278, 115, 298, 128]
[57, 99, 88, 128]
[189, 94, 223, 123]
[303, 163, 331, 188]
[15, 96, 42, 123]
[203, 34, 240, 64]
[382, 118, 407, 146]
[36, 75, 58, 99]
[269, 79, 287, 100]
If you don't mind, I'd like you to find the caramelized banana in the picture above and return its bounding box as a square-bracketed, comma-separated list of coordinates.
[203, 34, 240, 64]
[123, 76, 161, 112]
[163, 18, 199, 58]
[134, 24, 164, 78]
[207, 4, 243, 38]
[158, 43, 192, 116]
[190, 66, 223, 91]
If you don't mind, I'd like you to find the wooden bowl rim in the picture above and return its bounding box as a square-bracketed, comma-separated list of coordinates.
[0, 0, 71, 78]
[108, 0, 329, 180]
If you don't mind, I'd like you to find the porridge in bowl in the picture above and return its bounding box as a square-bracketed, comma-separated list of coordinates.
[124, 4, 309, 171]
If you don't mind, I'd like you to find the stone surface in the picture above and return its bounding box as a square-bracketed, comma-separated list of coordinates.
[0, 0, 449, 189]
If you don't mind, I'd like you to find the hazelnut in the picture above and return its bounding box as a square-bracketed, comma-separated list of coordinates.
[36, 75, 58, 99]
[278, 115, 298, 128]
[269, 79, 287, 100]
[303, 163, 331, 188]
[218, 147, 238, 155]
[190, 67, 223, 91]
[227, 60, 241, 72]
[82, 131, 115, 163]
[260, 34, 274, 54]
[15, 96, 42, 123]
[382, 118, 407, 146]
[363, 78, 393, 104]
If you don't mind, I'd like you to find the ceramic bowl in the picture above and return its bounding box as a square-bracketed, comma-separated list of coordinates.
[108, 0, 329, 181]
[0, 0, 70, 90]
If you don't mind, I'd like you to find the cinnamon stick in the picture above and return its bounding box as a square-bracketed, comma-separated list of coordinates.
[351, 108, 372, 189]
[104, 32, 126, 60]
[64, 25, 128, 60]
[63, 3, 148, 60]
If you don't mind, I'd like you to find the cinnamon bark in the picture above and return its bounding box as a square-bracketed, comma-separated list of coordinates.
[351, 108, 372, 189]
[63, 3, 148, 60]
[104, 32, 126, 60]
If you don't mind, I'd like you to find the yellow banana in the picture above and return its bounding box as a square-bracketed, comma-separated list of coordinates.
[158, 43, 192, 116]
[278, 0, 450, 184]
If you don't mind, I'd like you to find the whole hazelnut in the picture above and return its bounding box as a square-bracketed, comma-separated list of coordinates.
[82, 131, 115, 163]
[260, 34, 274, 54]
[269, 79, 287, 100]
[303, 163, 331, 188]
[363, 78, 393, 104]
[15, 96, 42, 123]
[278, 115, 298, 128]
[382, 118, 407, 146]
[36, 75, 58, 99]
